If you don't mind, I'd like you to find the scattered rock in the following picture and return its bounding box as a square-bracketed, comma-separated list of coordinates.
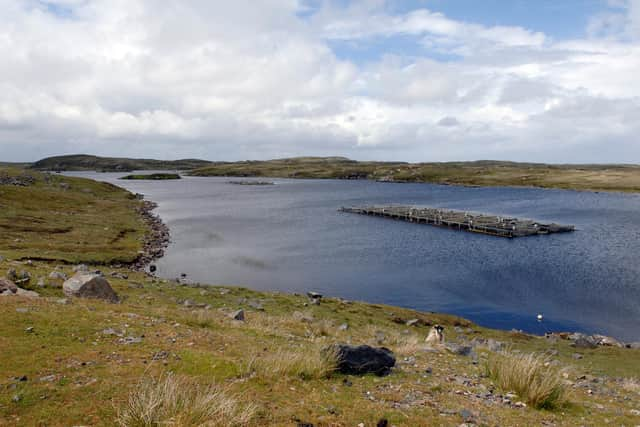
[406, 318, 420, 327]
[377, 419, 389, 427]
[49, 271, 68, 281]
[572, 353, 584, 360]
[573, 337, 598, 349]
[118, 336, 143, 345]
[329, 344, 396, 376]
[37, 277, 46, 287]
[338, 323, 349, 331]
[152, 350, 170, 361]
[445, 343, 473, 356]
[56, 298, 70, 305]
[73, 264, 89, 273]
[231, 309, 245, 321]
[63, 273, 119, 303]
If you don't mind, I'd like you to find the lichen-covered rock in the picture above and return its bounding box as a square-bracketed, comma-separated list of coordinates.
[63, 273, 119, 303]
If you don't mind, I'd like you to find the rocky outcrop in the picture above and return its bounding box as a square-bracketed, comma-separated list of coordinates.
[0, 278, 18, 294]
[1, 278, 39, 298]
[63, 273, 119, 303]
[329, 344, 396, 376]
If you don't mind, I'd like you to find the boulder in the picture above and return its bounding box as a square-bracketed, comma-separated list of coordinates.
[0, 278, 18, 294]
[572, 337, 598, 349]
[329, 344, 396, 376]
[593, 334, 623, 348]
[63, 273, 119, 303]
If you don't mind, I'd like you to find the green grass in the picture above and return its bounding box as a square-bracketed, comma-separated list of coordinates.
[191, 157, 640, 193]
[1, 168, 640, 426]
[0, 168, 147, 264]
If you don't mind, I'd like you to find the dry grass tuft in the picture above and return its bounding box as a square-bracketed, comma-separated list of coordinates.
[486, 352, 567, 410]
[243, 345, 338, 381]
[116, 373, 255, 427]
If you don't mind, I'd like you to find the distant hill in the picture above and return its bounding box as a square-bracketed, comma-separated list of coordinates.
[190, 157, 640, 192]
[31, 154, 212, 172]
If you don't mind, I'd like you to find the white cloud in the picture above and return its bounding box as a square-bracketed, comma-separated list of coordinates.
[0, 0, 639, 163]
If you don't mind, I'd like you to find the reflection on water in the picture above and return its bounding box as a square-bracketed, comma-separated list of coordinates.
[66, 172, 640, 341]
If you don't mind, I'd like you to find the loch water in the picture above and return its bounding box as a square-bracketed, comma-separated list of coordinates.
[68, 172, 640, 341]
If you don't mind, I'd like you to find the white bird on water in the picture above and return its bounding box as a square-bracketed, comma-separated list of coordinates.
[537, 314, 544, 321]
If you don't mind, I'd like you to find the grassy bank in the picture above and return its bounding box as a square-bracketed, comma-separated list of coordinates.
[191, 157, 640, 193]
[1, 169, 639, 426]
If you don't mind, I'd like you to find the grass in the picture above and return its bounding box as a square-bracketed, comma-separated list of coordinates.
[485, 351, 567, 410]
[190, 157, 640, 193]
[2, 168, 640, 425]
[0, 168, 147, 264]
[116, 374, 255, 427]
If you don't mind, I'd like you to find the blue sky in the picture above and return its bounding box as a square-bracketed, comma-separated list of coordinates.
[1, 0, 640, 163]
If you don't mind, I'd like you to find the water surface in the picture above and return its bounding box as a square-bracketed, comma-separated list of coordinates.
[68, 172, 640, 341]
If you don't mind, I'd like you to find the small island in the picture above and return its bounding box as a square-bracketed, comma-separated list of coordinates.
[119, 173, 181, 180]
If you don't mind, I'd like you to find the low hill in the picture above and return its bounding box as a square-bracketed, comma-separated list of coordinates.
[191, 158, 640, 192]
[31, 154, 211, 172]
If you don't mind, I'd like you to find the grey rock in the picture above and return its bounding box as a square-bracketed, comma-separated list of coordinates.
[406, 319, 420, 327]
[73, 264, 89, 272]
[49, 271, 68, 281]
[627, 342, 640, 349]
[572, 337, 598, 349]
[7, 269, 18, 281]
[56, 298, 70, 305]
[446, 343, 473, 356]
[0, 278, 17, 294]
[593, 334, 623, 347]
[338, 323, 349, 331]
[231, 309, 245, 321]
[328, 344, 396, 376]
[307, 291, 322, 299]
[63, 273, 119, 303]
[15, 288, 39, 298]
[118, 336, 143, 345]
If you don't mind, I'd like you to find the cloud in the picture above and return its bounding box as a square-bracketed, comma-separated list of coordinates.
[0, 0, 639, 163]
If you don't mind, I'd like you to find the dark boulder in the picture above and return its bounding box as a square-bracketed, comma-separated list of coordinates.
[330, 344, 395, 376]
[63, 273, 119, 303]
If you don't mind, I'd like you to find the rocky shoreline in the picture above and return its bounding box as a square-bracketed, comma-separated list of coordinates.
[130, 199, 170, 271]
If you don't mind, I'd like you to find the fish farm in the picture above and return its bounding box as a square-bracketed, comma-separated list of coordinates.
[340, 205, 575, 238]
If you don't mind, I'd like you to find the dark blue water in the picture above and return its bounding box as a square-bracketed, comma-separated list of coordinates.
[68, 172, 640, 341]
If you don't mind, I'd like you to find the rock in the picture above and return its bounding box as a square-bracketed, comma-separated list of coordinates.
[307, 291, 322, 299]
[593, 334, 623, 347]
[627, 342, 640, 349]
[39, 375, 56, 383]
[572, 353, 584, 360]
[376, 419, 389, 427]
[63, 273, 119, 303]
[0, 255, 4, 262]
[329, 344, 396, 376]
[446, 343, 473, 356]
[406, 318, 420, 327]
[49, 271, 68, 281]
[56, 298, 70, 305]
[572, 337, 598, 349]
[118, 336, 143, 345]
[7, 269, 18, 281]
[231, 309, 245, 321]
[15, 288, 39, 298]
[37, 277, 46, 287]
[0, 278, 17, 294]
[338, 323, 349, 331]
[73, 264, 89, 272]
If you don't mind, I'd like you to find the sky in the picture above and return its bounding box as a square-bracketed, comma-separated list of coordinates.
[1, 0, 640, 163]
